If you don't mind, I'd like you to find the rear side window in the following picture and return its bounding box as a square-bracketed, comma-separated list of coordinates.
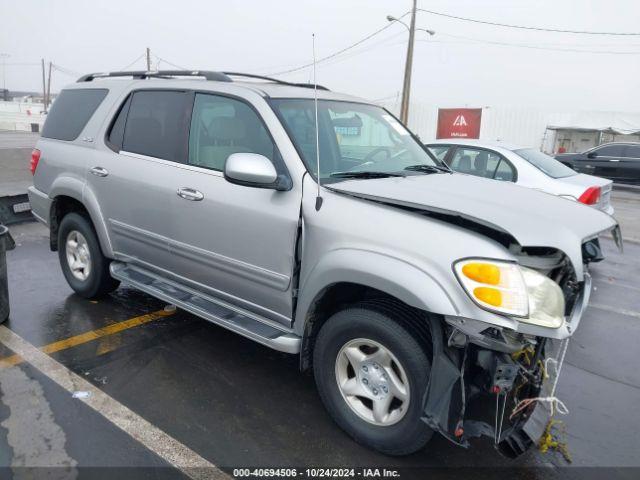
[122, 90, 190, 162]
[41, 89, 108, 141]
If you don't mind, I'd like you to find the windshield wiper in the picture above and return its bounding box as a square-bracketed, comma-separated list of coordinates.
[404, 164, 452, 174]
[329, 171, 405, 179]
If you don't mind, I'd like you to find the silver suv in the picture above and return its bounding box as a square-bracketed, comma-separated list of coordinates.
[28, 70, 621, 458]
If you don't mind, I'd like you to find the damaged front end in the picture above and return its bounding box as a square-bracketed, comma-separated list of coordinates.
[421, 255, 593, 458]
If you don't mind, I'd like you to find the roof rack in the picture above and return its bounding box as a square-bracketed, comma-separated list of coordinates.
[222, 72, 330, 91]
[77, 70, 232, 82]
[76, 69, 330, 90]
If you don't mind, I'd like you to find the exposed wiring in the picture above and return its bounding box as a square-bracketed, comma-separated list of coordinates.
[510, 338, 570, 420]
[418, 8, 640, 36]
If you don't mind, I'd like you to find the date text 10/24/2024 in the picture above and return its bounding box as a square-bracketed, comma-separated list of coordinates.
[232, 468, 401, 478]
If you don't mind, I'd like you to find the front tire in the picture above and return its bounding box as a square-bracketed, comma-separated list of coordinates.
[58, 212, 119, 299]
[313, 303, 433, 455]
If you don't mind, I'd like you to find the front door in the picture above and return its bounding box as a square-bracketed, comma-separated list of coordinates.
[167, 92, 301, 325]
[587, 144, 625, 181]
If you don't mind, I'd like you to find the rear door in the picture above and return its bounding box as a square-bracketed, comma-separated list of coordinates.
[87, 89, 191, 270]
[167, 92, 301, 325]
[619, 145, 640, 184]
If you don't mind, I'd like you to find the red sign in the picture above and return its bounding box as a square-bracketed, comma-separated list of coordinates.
[436, 108, 482, 139]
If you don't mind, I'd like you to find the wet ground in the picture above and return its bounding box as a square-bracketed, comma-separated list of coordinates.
[1, 221, 639, 479]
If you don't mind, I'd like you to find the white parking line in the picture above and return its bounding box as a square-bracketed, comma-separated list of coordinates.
[0, 325, 229, 480]
[590, 303, 640, 319]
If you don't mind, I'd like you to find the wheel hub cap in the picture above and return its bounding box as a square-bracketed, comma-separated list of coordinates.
[65, 230, 91, 281]
[335, 338, 410, 426]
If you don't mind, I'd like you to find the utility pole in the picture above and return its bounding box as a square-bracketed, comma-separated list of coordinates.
[41, 59, 47, 113]
[399, 0, 417, 125]
[0, 53, 10, 96]
[46, 61, 52, 112]
[146, 47, 151, 71]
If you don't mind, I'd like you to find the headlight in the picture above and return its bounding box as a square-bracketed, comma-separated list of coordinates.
[454, 259, 565, 328]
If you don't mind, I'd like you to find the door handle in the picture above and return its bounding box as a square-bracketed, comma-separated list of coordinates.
[90, 166, 109, 177]
[609, 159, 620, 162]
[177, 187, 204, 201]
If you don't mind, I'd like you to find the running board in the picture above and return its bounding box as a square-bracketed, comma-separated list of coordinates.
[110, 262, 301, 353]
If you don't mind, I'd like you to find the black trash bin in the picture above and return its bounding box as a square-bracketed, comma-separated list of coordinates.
[1, 224, 16, 323]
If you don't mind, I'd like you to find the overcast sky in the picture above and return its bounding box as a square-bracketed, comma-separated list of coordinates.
[1, 0, 639, 111]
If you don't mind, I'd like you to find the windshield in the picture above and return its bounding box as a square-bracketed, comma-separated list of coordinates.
[271, 99, 443, 182]
[514, 148, 577, 179]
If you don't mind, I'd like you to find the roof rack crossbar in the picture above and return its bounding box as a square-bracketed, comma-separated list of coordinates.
[77, 70, 233, 83]
[222, 72, 330, 91]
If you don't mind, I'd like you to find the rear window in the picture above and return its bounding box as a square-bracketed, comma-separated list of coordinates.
[41, 89, 108, 141]
[514, 148, 576, 179]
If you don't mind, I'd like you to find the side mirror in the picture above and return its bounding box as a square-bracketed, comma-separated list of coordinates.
[587, 151, 597, 159]
[224, 153, 288, 190]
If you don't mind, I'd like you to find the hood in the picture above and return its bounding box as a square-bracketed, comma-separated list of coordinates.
[327, 173, 619, 280]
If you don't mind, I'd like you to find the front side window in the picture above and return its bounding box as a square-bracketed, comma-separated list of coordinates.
[427, 145, 451, 162]
[122, 90, 190, 162]
[592, 145, 624, 157]
[42, 88, 108, 141]
[271, 99, 442, 182]
[514, 148, 576, 179]
[188, 93, 276, 171]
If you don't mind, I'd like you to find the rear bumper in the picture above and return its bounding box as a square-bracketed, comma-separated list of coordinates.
[27, 186, 51, 226]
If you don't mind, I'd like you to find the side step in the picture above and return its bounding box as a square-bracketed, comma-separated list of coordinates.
[110, 262, 301, 353]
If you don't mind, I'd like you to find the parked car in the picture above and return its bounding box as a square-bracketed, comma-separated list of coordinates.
[426, 139, 614, 215]
[28, 70, 621, 458]
[555, 142, 640, 186]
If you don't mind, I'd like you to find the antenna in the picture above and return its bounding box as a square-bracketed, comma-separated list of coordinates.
[313, 33, 323, 211]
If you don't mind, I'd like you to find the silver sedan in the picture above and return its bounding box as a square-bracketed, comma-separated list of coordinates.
[426, 139, 614, 215]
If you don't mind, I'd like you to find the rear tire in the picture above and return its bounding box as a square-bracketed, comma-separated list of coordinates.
[313, 304, 433, 455]
[58, 212, 119, 299]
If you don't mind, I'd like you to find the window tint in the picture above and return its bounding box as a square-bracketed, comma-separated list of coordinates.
[41, 89, 108, 141]
[514, 148, 576, 178]
[623, 145, 640, 159]
[188, 93, 276, 171]
[122, 90, 190, 162]
[106, 94, 132, 151]
[427, 145, 450, 161]
[450, 147, 514, 181]
[593, 145, 624, 157]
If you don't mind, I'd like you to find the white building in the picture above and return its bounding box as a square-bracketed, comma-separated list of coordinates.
[382, 101, 640, 154]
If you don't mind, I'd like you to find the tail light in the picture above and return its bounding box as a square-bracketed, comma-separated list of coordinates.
[578, 186, 601, 205]
[30, 149, 41, 175]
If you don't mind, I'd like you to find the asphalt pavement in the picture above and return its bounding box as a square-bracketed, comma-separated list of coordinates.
[0, 222, 638, 479]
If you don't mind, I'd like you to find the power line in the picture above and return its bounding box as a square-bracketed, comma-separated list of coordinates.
[267, 11, 411, 76]
[119, 53, 146, 71]
[432, 32, 640, 54]
[418, 8, 640, 36]
[153, 54, 190, 71]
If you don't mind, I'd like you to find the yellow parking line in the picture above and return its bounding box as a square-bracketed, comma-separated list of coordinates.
[0, 309, 174, 369]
